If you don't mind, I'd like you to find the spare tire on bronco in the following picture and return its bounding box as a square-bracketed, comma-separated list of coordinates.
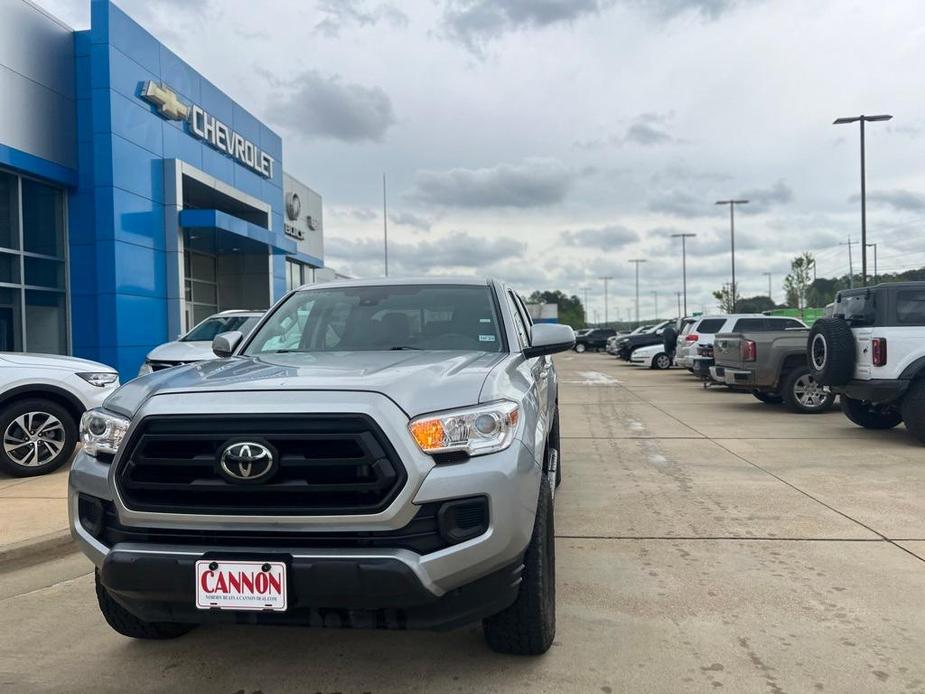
[808, 318, 855, 386]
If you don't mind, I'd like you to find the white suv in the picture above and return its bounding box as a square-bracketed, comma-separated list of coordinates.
[0, 353, 119, 476]
[809, 282, 925, 443]
[138, 310, 263, 376]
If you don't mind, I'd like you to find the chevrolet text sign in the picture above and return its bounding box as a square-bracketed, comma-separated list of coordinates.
[141, 81, 275, 179]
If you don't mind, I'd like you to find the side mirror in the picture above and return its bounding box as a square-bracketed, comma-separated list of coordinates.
[523, 323, 575, 359]
[212, 330, 243, 358]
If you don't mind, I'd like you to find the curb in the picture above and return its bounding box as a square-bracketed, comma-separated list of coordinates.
[0, 529, 75, 571]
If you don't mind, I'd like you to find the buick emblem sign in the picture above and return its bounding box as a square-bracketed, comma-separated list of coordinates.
[219, 441, 276, 483]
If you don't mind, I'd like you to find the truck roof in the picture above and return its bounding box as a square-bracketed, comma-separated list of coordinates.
[296, 277, 493, 291]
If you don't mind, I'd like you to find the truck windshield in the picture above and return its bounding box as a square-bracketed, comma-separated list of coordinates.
[244, 284, 504, 354]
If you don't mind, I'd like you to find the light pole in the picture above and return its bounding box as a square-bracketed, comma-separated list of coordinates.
[840, 238, 857, 288]
[382, 172, 389, 276]
[651, 291, 658, 320]
[671, 232, 696, 317]
[628, 259, 646, 325]
[676, 291, 682, 318]
[579, 286, 589, 325]
[715, 199, 748, 312]
[598, 276, 613, 328]
[763, 272, 772, 302]
[833, 114, 892, 286]
[866, 243, 878, 283]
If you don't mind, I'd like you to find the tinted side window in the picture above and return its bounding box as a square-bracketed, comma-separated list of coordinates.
[780, 319, 806, 329]
[897, 290, 925, 325]
[507, 291, 529, 348]
[732, 318, 767, 331]
[697, 319, 726, 334]
[514, 294, 534, 327]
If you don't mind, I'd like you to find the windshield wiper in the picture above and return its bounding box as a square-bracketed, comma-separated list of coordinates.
[389, 346, 422, 350]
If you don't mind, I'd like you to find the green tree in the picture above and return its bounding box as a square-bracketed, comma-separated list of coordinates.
[736, 295, 777, 313]
[783, 252, 815, 309]
[711, 284, 741, 313]
[527, 290, 586, 329]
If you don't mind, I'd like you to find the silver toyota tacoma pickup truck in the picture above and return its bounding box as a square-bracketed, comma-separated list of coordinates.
[69, 278, 574, 655]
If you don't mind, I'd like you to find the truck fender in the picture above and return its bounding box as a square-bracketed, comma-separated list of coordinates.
[900, 356, 925, 382]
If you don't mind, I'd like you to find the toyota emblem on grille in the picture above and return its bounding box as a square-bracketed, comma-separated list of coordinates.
[219, 441, 276, 483]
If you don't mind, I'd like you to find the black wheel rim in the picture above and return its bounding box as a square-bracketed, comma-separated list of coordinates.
[811, 334, 827, 371]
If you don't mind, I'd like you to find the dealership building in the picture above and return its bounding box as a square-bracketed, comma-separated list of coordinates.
[0, 0, 329, 377]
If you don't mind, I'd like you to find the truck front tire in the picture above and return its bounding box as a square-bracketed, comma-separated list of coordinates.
[483, 477, 555, 655]
[841, 396, 902, 430]
[95, 571, 196, 640]
[901, 379, 925, 444]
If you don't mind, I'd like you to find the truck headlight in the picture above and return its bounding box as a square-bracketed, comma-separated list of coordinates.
[80, 409, 130, 458]
[77, 372, 119, 388]
[409, 401, 520, 457]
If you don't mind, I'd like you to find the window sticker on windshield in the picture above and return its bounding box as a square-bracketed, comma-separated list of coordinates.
[479, 335, 496, 342]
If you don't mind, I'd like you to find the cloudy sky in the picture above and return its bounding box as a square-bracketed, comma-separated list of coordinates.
[39, 0, 925, 321]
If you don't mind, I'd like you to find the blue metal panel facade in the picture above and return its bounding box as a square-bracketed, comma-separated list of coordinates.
[66, 0, 287, 378]
[0, 1, 325, 379]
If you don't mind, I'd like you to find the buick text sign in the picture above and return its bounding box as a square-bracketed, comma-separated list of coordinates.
[141, 81, 275, 179]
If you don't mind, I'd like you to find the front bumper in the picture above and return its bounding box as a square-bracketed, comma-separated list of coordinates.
[835, 378, 909, 404]
[97, 547, 523, 630]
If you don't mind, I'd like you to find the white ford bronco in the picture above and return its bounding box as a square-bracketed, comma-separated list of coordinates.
[808, 282, 925, 442]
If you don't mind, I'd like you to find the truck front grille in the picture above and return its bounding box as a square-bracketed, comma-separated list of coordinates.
[116, 415, 406, 516]
[99, 501, 447, 554]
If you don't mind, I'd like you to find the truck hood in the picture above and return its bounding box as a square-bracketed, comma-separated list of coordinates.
[106, 350, 508, 419]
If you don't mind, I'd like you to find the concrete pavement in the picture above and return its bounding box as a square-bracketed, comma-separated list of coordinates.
[2, 353, 925, 693]
[0, 465, 70, 565]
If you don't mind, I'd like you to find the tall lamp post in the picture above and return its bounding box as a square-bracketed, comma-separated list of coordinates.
[715, 199, 749, 312]
[833, 114, 892, 286]
[628, 259, 646, 325]
[763, 272, 772, 302]
[382, 172, 389, 276]
[671, 232, 696, 316]
[866, 243, 878, 284]
[598, 276, 613, 328]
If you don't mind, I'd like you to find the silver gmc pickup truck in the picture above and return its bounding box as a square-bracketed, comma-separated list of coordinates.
[69, 278, 574, 655]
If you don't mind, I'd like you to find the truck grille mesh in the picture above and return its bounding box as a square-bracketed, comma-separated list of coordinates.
[116, 415, 406, 516]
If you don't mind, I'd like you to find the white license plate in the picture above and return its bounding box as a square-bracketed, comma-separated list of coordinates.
[195, 560, 287, 612]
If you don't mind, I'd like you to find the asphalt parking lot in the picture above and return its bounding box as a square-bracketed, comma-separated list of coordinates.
[3, 353, 925, 693]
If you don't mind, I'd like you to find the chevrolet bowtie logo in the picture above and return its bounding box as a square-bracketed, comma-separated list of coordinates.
[141, 81, 189, 121]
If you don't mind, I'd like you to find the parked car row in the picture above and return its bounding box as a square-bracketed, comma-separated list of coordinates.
[586, 281, 925, 445]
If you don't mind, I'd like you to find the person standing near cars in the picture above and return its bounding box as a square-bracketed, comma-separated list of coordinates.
[662, 321, 679, 361]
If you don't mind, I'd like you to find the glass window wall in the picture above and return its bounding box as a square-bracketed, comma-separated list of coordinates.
[0, 168, 68, 354]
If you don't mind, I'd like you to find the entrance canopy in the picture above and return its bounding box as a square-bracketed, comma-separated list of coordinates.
[178, 209, 297, 255]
